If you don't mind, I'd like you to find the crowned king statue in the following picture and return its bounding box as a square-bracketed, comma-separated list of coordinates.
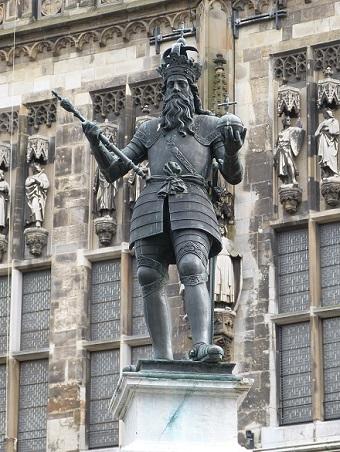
[82, 38, 246, 363]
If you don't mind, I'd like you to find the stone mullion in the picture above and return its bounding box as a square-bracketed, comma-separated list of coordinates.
[309, 219, 323, 421]
[5, 358, 19, 452]
[120, 244, 132, 371]
[306, 46, 319, 212]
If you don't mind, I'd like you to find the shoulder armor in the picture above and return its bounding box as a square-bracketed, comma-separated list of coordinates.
[193, 115, 221, 146]
[131, 118, 162, 148]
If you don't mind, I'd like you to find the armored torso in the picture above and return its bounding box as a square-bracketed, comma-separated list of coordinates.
[129, 115, 223, 260]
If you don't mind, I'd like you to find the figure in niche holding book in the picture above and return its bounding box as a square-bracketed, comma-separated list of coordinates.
[80, 38, 247, 363]
[274, 115, 305, 185]
[315, 109, 340, 179]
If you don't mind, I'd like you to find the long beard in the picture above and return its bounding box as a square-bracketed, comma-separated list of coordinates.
[161, 92, 195, 136]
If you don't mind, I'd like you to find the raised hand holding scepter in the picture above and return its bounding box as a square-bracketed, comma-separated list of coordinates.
[52, 90, 145, 178]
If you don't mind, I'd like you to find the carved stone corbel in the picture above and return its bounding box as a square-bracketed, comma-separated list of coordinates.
[213, 308, 236, 362]
[0, 234, 7, 262]
[321, 179, 340, 207]
[279, 184, 302, 214]
[24, 227, 48, 257]
[94, 216, 117, 246]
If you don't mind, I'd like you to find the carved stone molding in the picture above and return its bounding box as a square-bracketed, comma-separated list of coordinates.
[40, 0, 63, 16]
[0, 234, 7, 262]
[130, 80, 163, 110]
[314, 43, 340, 73]
[213, 308, 235, 362]
[92, 88, 125, 121]
[279, 184, 302, 214]
[273, 51, 307, 82]
[317, 67, 340, 109]
[211, 54, 228, 116]
[232, 0, 269, 14]
[27, 100, 57, 131]
[0, 9, 193, 65]
[321, 178, 340, 207]
[0, 143, 10, 170]
[94, 216, 117, 246]
[24, 227, 48, 256]
[0, 110, 18, 133]
[27, 135, 49, 163]
[277, 84, 301, 117]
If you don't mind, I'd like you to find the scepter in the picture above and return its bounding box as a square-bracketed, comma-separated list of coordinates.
[52, 90, 146, 178]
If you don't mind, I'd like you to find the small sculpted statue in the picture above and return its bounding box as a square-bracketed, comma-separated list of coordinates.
[274, 116, 305, 185]
[25, 162, 49, 227]
[0, 170, 9, 232]
[82, 38, 246, 362]
[315, 109, 340, 179]
[93, 167, 117, 217]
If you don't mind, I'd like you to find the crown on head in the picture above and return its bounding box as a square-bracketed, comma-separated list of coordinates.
[157, 38, 202, 84]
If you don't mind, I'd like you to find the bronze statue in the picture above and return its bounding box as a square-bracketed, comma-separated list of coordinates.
[59, 38, 246, 362]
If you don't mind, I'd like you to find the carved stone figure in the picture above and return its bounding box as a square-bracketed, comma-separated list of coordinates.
[0, 170, 9, 232]
[213, 229, 242, 309]
[127, 161, 150, 208]
[93, 167, 117, 217]
[81, 37, 246, 363]
[315, 109, 340, 179]
[25, 162, 49, 227]
[274, 116, 305, 185]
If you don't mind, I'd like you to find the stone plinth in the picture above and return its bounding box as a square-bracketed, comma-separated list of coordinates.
[24, 227, 48, 256]
[111, 360, 252, 452]
[94, 215, 117, 246]
[279, 184, 302, 214]
[321, 177, 340, 207]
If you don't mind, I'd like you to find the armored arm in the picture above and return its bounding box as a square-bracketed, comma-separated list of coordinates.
[84, 122, 147, 184]
[212, 138, 243, 185]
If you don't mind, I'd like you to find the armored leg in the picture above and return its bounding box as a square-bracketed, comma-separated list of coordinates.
[135, 242, 173, 360]
[173, 230, 224, 362]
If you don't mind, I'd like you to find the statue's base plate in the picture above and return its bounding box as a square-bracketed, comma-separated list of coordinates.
[111, 360, 252, 452]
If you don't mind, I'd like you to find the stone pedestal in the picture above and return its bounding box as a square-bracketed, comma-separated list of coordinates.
[0, 233, 7, 262]
[111, 360, 252, 452]
[321, 177, 340, 207]
[279, 184, 302, 214]
[24, 227, 48, 256]
[94, 215, 117, 246]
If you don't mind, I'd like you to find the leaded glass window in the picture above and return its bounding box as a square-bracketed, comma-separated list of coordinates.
[320, 223, 340, 307]
[17, 359, 48, 452]
[279, 322, 312, 425]
[21, 270, 50, 351]
[89, 350, 120, 449]
[132, 259, 148, 336]
[0, 276, 10, 355]
[277, 229, 309, 313]
[323, 317, 340, 420]
[90, 260, 121, 341]
[131, 344, 153, 365]
[0, 364, 6, 452]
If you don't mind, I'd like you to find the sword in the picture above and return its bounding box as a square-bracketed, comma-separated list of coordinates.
[52, 90, 146, 178]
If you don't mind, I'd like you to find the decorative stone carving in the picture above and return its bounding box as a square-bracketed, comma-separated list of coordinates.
[277, 83, 301, 117]
[273, 51, 307, 82]
[40, 0, 62, 16]
[0, 234, 7, 262]
[128, 161, 149, 209]
[315, 109, 340, 179]
[25, 162, 49, 228]
[92, 122, 119, 246]
[0, 170, 9, 233]
[27, 100, 57, 131]
[211, 54, 228, 116]
[0, 110, 18, 133]
[321, 179, 340, 207]
[213, 186, 234, 225]
[317, 67, 340, 109]
[0, 144, 10, 170]
[92, 88, 125, 121]
[0, 9, 194, 65]
[94, 216, 117, 246]
[27, 135, 49, 163]
[134, 104, 154, 130]
[278, 184, 302, 214]
[314, 43, 340, 73]
[0, 4, 4, 25]
[232, 0, 271, 14]
[130, 81, 163, 110]
[274, 116, 305, 214]
[214, 309, 235, 362]
[24, 227, 48, 257]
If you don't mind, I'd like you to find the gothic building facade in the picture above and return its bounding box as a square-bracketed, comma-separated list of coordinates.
[0, 0, 340, 451]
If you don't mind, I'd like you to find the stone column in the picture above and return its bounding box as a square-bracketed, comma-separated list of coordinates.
[47, 94, 92, 451]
